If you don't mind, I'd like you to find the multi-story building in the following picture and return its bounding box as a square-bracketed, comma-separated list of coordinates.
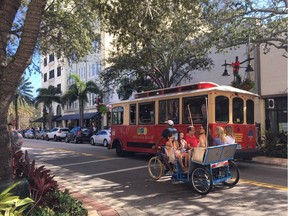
[40, 30, 114, 130]
[185, 44, 287, 135]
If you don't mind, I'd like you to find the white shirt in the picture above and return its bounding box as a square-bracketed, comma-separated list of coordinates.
[226, 135, 235, 144]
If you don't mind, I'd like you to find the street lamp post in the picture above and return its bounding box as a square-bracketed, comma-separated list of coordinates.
[222, 55, 254, 89]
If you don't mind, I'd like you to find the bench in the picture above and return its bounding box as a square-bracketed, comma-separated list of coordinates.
[192, 144, 238, 165]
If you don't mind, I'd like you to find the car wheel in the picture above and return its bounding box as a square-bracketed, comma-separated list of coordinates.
[54, 135, 57, 142]
[90, 138, 95, 145]
[65, 136, 69, 143]
[103, 139, 108, 147]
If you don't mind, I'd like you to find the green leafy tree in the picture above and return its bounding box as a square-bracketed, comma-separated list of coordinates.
[100, 0, 287, 96]
[61, 74, 101, 127]
[34, 85, 62, 130]
[0, 0, 100, 181]
[12, 76, 34, 130]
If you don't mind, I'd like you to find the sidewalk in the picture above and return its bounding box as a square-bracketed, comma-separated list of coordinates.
[58, 156, 287, 216]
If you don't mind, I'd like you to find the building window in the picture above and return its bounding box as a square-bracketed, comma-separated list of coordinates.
[44, 73, 47, 82]
[49, 69, 54, 79]
[57, 67, 61, 77]
[49, 54, 54, 62]
[96, 63, 101, 75]
[44, 58, 47, 66]
[57, 84, 61, 92]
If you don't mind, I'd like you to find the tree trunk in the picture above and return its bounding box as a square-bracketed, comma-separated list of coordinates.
[0, 111, 13, 181]
[79, 99, 84, 127]
[14, 94, 19, 130]
[0, 0, 47, 182]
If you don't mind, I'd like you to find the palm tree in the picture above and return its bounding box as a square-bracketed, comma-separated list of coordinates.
[34, 85, 62, 129]
[61, 74, 101, 127]
[13, 76, 34, 129]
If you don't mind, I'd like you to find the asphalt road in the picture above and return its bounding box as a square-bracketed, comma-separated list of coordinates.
[23, 139, 288, 216]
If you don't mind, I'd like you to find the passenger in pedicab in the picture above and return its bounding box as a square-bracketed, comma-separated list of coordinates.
[224, 125, 236, 144]
[176, 131, 189, 171]
[184, 125, 198, 148]
[214, 126, 227, 145]
[155, 120, 178, 175]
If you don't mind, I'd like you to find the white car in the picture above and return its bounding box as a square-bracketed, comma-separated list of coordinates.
[90, 129, 111, 147]
[46, 127, 70, 141]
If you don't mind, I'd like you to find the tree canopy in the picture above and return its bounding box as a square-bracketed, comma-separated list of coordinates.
[99, 0, 287, 97]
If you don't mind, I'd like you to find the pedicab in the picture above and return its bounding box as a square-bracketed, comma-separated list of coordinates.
[148, 143, 240, 195]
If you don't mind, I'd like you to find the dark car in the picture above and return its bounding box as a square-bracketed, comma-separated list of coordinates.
[65, 126, 93, 144]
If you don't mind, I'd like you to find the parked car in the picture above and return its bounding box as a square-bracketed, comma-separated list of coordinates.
[46, 127, 70, 141]
[24, 129, 35, 139]
[65, 127, 93, 144]
[90, 129, 111, 147]
[35, 129, 49, 140]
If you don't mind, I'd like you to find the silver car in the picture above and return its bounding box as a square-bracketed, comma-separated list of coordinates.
[46, 127, 70, 141]
[90, 129, 111, 147]
[35, 129, 49, 140]
[24, 129, 35, 139]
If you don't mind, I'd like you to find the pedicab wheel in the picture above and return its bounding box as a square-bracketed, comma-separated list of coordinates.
[191, 167, 213, 195]
[148, 156, 163, 180]
[223, 161, 240, 186]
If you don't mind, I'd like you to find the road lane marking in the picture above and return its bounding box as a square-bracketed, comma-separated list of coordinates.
[79, 165, 148, 178]
[61, 158, 125, 167]
[241, 179, 288, 191]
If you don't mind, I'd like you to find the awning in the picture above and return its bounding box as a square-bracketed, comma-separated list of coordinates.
[33, 115, 62, 122]
[56, 112, 98, 121]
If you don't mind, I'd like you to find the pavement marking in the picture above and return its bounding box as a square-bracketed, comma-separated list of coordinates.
[79, 165, 148, 178]
[240, 179, 288, 191]
[60, 158, 125, 167]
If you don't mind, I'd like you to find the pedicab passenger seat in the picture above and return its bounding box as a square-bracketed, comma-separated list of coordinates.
[192, 144, 238, 165]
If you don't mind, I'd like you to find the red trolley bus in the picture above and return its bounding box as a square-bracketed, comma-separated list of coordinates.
[109, 82, 260, 159]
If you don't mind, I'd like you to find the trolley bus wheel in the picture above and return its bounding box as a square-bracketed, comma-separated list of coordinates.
[191, 167, 213, 195]
[116, 143, 125, 157]
[148, 157, 163, 180]
[223, 161, 240, 186]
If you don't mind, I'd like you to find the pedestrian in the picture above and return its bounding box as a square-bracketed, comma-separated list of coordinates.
[8, 123, 23, 153]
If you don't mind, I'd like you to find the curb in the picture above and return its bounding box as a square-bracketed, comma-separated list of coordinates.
[251, 156, 287, 167]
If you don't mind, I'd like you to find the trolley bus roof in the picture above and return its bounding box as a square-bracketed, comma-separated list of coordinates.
[111, 82, 259, 105]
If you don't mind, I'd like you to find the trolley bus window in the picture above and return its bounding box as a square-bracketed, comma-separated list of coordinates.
[233, 98, 244, 124]
[246, 99, 254, 124]
[159, 99, 179, 124]
[112, 106, 123, 125]
[183, 96, 207, 124]
[215, 96, 229, 123]
[138, 102, 155, 125]
[130, 104, 136, 125]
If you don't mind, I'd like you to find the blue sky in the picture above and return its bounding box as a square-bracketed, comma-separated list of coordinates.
[26, 71, 41, 97]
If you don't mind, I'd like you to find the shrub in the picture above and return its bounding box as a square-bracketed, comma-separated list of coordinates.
[0, 181, 34, 215]
[30, 189, 88, 216]
[261, 130, 287, 158]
